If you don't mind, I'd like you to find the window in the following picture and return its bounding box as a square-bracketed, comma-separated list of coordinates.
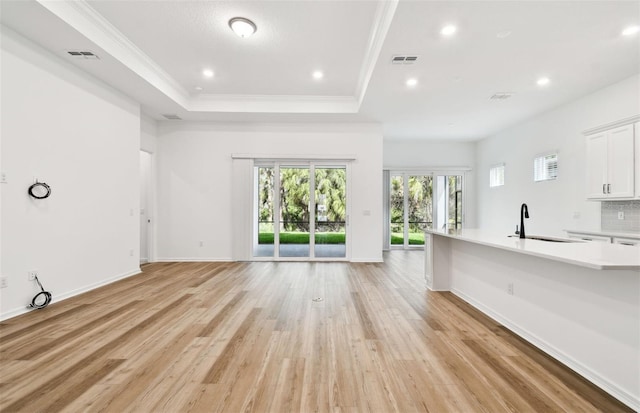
[489, 164, 505, 187]
[534, 153, 558, 182]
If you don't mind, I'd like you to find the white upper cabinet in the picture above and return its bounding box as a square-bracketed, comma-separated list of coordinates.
[585, 123, 635, 199]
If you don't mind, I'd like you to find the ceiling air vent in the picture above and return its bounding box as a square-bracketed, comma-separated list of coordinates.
[66, 50, 99, 60]
[490, 92, 513, 100]
[392, 55, 419, 65]
[162, 114, 182, 120]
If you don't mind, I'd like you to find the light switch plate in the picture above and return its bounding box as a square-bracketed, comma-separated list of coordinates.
[618, 211, 625, 220]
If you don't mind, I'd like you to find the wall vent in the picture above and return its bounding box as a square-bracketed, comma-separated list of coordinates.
[162, 114, 182, 120]
[66, 50, 99, 60]
[490, 92, 513, 100]
[392, 55, 419, 64]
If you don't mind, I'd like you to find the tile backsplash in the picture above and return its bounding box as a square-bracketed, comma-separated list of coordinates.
[602, 200, 640, 233]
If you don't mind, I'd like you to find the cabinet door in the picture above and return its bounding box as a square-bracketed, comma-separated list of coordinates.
[607, 125, 635, 198]
[613, 237, 640, 247]
[586, 132, 608, 199]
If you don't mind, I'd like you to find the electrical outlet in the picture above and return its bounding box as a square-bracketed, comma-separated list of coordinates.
[129, 249, 134, 257]
[507, 283, 514, 295]
[28, 270, 38, 281]
[0, 277, 8, 288]
[0, 172, 7, 183]
[618, 211, 625, 220]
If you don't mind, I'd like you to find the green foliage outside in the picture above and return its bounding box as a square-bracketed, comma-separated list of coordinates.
[258, 232, 422, 245]
[259, 232, 346, 244]
[389, 175, 432, 246]
[258, 167, 347, 233]
[390, 232, 425, 245]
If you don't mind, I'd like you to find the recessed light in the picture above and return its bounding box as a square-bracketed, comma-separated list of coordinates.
[202, 69, 214, 78]
[622, 25, 640, 36]
[312, 71, 324, 80]
[536, 77, 550, 86]
[194, 86, 203, 91]
[229, 17, 257, 38]
[441, 25, 457, 36]
[406, 78, 418, 87]
[496, 30, 512, 39]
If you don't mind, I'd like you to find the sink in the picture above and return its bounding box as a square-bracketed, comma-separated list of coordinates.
[507, 235, 582, 243]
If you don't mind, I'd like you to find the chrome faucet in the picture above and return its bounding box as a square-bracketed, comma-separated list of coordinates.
[520, 203, 529, 239]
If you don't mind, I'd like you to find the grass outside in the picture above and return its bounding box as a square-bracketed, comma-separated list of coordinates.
[259, 232, 345, 244]
[258, 232, 425, 245]
[391, 232, 425, 245]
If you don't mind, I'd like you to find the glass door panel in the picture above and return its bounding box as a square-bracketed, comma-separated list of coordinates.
[254, 166, 275, 257]
[448, 175, 463, 230]
[407, 175, 433, 246]
[279, 166, 310, 258]
[315, 166, 346, 258]
[435, 175, 463, 230]
[390, 175, 404, 247]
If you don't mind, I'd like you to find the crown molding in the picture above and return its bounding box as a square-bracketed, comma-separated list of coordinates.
[36, 0, 190, 107]
[189, 94, 359, 113]
[582, 114, 640, 135]
[35, 0, 393, 116]
[355, 0, 398, 105]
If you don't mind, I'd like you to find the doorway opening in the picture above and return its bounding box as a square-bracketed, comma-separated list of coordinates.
[139, 150, 152, 263]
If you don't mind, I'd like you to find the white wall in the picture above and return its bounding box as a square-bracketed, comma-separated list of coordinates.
[384, 140, 476, 169]
[156, 122, 383, 262]
[0, 26, 141, 319]
[141, 114, 158, 154]
[476, 74, 640, 236]
[384, 140, 477, 228]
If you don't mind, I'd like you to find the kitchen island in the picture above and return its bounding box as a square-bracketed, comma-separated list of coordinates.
[424, 228, 640, 411]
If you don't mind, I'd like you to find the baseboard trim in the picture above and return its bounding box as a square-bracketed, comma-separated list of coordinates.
[0, 268, 141, 322]
[155, 257, 233, 262]
[350, 258, 384, 263]
[451, 288, 639, 411]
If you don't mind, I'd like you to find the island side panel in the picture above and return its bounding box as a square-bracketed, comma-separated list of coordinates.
[425, 233, 452, 291]
[447, 238, 640, 410]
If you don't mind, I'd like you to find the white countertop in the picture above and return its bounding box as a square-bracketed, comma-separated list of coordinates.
[426, 228, 640, 270]
[564, 229, 640, 240]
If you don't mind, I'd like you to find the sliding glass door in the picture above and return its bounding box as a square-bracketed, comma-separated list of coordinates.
[389, 172, 463, 249]
[315, 166, 347, 258]
[390, 174, 433, 248]
[254, 162, 348, 260]
[279, 166, 310, 258]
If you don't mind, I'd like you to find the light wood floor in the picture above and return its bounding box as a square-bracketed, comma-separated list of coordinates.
[0, 251, 633, 413]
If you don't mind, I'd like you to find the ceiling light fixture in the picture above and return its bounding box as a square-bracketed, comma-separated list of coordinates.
[229, 17, 257, 38]
[406, 78, 418, 87]
[312, 71, 324, 80]
[441, 25, 457, 36]
[202, 69, 214, 78]
[536, 77, 550, 86]
[621, 25, 640, 36]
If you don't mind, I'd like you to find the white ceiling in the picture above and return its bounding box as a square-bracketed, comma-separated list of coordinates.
[1, 0, 638, 141]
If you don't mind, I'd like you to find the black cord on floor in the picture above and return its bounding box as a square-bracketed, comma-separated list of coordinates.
[28, 276, 52, 309]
